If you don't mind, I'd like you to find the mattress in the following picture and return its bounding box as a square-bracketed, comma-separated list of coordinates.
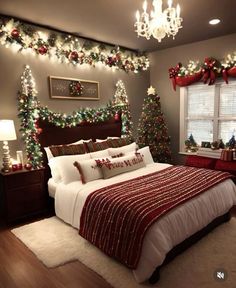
[54, 163, 236, 282]
[47, 178, 58, 198]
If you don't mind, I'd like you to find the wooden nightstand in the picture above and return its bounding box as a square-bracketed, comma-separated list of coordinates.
[0, 168, 48, 224]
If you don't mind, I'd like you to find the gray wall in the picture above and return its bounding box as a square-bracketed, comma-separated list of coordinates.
[0, 44, 149, 161]
[150, 33, 236, 164]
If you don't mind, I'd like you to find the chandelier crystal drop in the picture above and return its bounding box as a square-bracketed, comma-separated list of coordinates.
[134, 0, 183, 42]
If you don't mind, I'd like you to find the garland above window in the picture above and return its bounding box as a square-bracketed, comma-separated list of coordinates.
[169, 53, 236, 90]
[18, 66, 133, 169]
[0, 16, 149, 73]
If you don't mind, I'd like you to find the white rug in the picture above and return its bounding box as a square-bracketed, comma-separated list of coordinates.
[12, 217, 236, 288]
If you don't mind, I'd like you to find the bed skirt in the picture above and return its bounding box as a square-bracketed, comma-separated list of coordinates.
[149, 210, 233, 283]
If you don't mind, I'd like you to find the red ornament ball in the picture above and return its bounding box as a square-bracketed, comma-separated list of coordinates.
[11, 28, 19, 38]
[38, 45, 48, 55]
[37, 128, 43, 134]
[70, 51, 79, 61]
[114, 113, 120, 121]
[80, 120, 87, 126]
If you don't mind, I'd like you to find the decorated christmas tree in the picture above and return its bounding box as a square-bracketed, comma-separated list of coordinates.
[112, 80, 133, 140]
[136, 86, 171, 163]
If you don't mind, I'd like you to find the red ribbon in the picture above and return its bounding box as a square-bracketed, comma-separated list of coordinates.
[222, 69, 228, 84]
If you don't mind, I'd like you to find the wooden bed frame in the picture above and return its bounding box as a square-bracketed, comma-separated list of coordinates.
[38, 117, 122, 179]
[37, 117, 234, 284]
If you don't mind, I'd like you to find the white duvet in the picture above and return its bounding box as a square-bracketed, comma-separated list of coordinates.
[54, 163, 236, 283]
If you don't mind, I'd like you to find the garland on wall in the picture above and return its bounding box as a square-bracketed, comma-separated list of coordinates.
[169, 53, 236, 90]
[18, 66, 132, 169]
[0, 16, 149, 73]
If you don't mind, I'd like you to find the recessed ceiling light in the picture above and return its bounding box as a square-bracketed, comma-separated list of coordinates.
[209, 19, 221, 25]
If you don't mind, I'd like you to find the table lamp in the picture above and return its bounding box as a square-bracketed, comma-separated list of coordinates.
[0, 120, 17, 172]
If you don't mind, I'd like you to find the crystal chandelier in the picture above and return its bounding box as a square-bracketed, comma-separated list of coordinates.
[134, 0, 183, 42]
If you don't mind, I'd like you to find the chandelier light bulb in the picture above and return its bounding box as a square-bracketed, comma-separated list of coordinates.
[143, 0, 147, 12]
[168, 0, 172, 8]
[176, 4, 180, 17]
[134, 0, 183, 43]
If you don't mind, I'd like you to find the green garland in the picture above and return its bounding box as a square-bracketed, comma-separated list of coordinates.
[18, 66, 133, 168]
[0, 16, 149, 73]
[170, 52, 236, 77]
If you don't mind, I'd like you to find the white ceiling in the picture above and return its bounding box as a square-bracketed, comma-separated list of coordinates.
[0, 0, 236, 52]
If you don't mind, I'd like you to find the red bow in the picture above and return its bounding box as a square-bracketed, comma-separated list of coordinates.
[168, 63, 182, 91]
[202, 58, 217, 85]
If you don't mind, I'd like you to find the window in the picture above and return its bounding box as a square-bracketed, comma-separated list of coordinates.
[180, 81, 236, 152]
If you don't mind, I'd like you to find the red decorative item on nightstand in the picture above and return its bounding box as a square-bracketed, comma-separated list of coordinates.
[24, 163, 32, 170]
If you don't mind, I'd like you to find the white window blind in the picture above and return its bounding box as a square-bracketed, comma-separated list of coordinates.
[187, 86, 214, 117]
[180, 81, 236, 151]
[219, 85, 236, 117]
[218, 121, 236, 142]
[187, 120, 213, 144]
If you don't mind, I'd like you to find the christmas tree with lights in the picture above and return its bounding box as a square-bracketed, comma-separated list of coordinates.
[112, 80, 133, 140]
[136, 86, 171, 163]
[18, 65, 43, 169]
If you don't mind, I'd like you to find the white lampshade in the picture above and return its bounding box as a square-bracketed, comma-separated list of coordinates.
[0, 120, 17, 141]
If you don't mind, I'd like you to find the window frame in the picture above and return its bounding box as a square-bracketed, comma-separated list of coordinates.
[179, 80, 236, 152]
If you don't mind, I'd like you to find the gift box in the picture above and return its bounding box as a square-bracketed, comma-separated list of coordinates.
[220, 150, 233, 161]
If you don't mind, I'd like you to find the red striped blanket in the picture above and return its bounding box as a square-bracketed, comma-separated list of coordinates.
[79, 165, 232, 269]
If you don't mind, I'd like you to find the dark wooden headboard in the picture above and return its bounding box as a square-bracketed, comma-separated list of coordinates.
[38, 116, 122, 184]
[38, 117, 122, 148]
[38, 117, 122, 163]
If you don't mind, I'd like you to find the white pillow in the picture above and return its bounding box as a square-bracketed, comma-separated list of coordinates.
[136, 146, 154, 165]
[96, 137, 120, 142]
[48, 160, 61, 183]
[44, 147, 54, 162]
[90, 149, 109, 158]
[74, 158, 104, 184]
[70, 139, 91, 145]
[49, 153, 91, 184]
[108, 142, 137, 157]
[107, 136, 120, 139]
[97, 153, 145, 179]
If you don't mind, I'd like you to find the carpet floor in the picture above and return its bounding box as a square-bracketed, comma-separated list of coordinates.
[12, 216, 236, 288]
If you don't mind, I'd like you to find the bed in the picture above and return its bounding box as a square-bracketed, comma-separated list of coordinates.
[38, 118, 236, 284]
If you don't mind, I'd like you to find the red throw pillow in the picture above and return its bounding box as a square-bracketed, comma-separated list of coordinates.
[49, 143, 87, 157]
[86, 140, 110, 152]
